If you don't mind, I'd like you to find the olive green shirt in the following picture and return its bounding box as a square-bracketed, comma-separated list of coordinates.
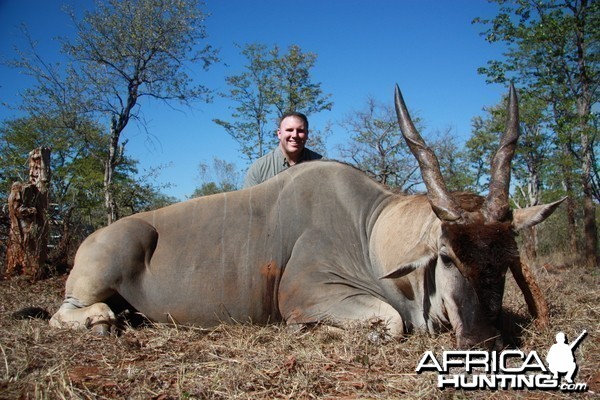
[243, 147, 323, 188]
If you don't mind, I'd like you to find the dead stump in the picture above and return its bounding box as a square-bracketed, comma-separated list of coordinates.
[5, 148, 51, 280]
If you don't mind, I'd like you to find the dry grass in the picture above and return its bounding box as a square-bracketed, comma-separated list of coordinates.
[0, 260, 598, 399]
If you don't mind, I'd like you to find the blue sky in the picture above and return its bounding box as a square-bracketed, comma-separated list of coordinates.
[0, 0, 508, 200]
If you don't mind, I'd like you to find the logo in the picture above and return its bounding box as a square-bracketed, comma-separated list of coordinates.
[415, 330, 588, 392]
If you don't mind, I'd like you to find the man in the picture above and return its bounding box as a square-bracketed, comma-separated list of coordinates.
[546, 330, 586, 384]
[243, 111, 323, 188]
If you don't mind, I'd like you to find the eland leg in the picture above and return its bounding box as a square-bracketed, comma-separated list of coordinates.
[50, 218, 158, 335]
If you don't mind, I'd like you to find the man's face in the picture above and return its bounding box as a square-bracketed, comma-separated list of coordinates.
[277, 116, 308, 158]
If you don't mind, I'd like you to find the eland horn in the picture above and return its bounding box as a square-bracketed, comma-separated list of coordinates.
[485, 83, 520, 222]
[394, 85, 462, 222]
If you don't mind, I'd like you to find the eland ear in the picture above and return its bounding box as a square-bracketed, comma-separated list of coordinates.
[379, 243, 436, 280]
[512, 197, 566, 231]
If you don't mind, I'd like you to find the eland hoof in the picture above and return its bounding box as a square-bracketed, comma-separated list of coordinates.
[90, 322, 112, 336]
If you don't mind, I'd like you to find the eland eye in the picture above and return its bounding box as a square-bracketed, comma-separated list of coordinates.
[440, 253, 453, 266]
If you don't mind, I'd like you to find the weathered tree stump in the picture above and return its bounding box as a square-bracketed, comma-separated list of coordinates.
[5, 148, 51, 280]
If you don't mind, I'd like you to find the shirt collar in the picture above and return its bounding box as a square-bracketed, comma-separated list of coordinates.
[278, 147, 306, 167]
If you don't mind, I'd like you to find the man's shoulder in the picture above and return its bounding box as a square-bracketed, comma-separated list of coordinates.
[255, 148, 283, 167]
[243, 148, 281, 188]
[304, 148, 323, 160]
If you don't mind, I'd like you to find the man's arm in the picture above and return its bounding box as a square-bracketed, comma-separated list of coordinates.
[243, 164, 261, 188]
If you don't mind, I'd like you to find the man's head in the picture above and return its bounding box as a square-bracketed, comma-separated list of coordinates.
[277, 112, 309, 164]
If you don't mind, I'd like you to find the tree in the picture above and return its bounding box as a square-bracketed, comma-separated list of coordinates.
[190, 158, 242, 197]
[474, 0, 599, 267]
[214, 44, 274, 161]
[466, 115, 500, 192]
[338, 97, 479, 193]
[0, 114, 173, 273]
[0, 114, 106, 273]
[337, 97, 420, 190]
[114, 162, 178, 216]
[1, 114, 107, 274]
[466, 92, 557, 260]
[10, 0, 217, 225]
[512, 92, 557, 260]
[428, 128, 476, 192]
[5, 148, 50, 280]
[215, 44, 333, 162]
[269, 45, 334, 117]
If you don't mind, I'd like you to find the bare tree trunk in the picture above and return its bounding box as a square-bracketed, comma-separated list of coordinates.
[104, 116, 125, 225]
[103, 158, 117, 225]
[47, 206, 73, 275]
[561, 159, 579, 256]
[579, 101, 598, 268]
[5, 148, 51, 280]
[582, 193, 597, 268]
[519, 159, 541, 262]
[573, 1, 598, 268]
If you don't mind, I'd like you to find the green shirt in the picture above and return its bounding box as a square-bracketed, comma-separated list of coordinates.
[243, 147, 323, 188]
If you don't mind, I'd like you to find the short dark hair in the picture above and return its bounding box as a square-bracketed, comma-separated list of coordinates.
[279, 111, 309, 131]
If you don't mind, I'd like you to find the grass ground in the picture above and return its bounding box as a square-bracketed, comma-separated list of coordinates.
[0, 260, 598, 399]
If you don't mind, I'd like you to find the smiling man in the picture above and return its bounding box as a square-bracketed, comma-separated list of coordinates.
[243, 111, 323, 188]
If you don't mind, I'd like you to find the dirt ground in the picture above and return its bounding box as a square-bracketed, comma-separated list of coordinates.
[0, 261, 598, 399]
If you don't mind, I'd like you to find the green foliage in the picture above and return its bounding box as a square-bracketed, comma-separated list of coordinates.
[114, 162, 178, 217]
[0, 114, 174, 231]
[213, 44, 274, 161]
[191, 182, 222, 198]
[64, 0, 218, 123]
[215, 43, 333, 162]
[269, 45, 333, 116]
[0, 115, 104, 209]
[67, 0, 217, 223]
[474, 0, 598, 88]
[473, 0, 598, 198]
[465, 91, 571, 205]
[466, 113, 500, 192]
[511, 91, 560, 206]
[190, 158, 241, 198]
[6, 0, 217, 225]
[474, 1, 598, 264]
